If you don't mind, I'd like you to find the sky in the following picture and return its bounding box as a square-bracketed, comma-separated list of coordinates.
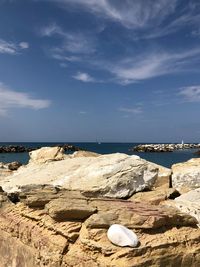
[0, 0, 200, 142]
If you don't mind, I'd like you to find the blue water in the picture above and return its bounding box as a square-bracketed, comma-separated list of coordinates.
[0, 142, 199, 168]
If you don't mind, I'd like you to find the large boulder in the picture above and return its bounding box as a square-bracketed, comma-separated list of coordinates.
[1, 151, 158, 198]
[172, 158, 200, 192]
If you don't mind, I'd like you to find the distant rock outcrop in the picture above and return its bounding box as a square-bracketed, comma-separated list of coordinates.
[132, 143, 200, 152]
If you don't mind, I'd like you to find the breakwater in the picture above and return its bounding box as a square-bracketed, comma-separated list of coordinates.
[0, 144, 82, 153]
[131, 143, 200, 152]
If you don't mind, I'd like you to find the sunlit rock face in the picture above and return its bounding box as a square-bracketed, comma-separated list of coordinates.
[1, 148, 158, 198]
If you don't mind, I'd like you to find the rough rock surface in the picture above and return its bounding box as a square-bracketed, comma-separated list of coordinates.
[172, 158, 200, 191]
[0, 186, 199, 267]
[29, 146, 65, 164]
[0, 161, 22, 180]
[1, 150, 158, 198]
[150, 163, 171, 188]
[165, 188, 200, 227]
[129, 188, 180, 205]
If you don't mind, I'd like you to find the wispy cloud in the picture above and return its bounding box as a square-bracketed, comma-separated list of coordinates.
[79, 111, 87, 114]
[119, 107, 143, 114]
[49, 0, 177, 29]
[179, 86, 200, 102]
[0, 83, 51, 116]
[0, 39, 29, 55]
[41, 23, 95, 54]
[101, 48, 200, 84]
[47, 0, 200, 40]
[73, 71, 94, 82]
[19, 42, 29, 49]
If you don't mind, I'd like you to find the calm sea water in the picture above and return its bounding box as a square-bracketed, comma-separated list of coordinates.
[0, 142, 199, 168]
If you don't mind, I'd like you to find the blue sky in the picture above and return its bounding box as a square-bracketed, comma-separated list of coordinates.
[0, 0, 200, 142]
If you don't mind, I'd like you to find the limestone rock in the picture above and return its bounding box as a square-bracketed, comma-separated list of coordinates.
[150, 163, 171, 188]
[29, 146, 65, 164]
[46, 198, 97, 221]
[172, 158, 200, 191]
[129, 188, 179, 205]
[165, 188, 200, 227]
[107, 224, 138, 247]
[1, 153, 158, 198]
[0, 186, 200, 267]
[7, 161, 22, 171]
[85, 198, 197, 229]
[71, 151, 100, 158]
[0, 163, 12, 179]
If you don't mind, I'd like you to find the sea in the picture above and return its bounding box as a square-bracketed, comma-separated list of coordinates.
[0, 142, 199, 168]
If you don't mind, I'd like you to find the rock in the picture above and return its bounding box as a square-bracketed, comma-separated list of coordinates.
[71, 150, 100, 158]
[129, 188, 180, 205]
[46, 198, 97, 221]
[29, 146, 65, 164]
[150, 163, 171, 188]
[165, 188, 200, 227]
[172, 158, 200, 191]
[7, 161, 22, 171]
[85, 198, 197, 229]
[1, 152, 158, 198]
[0, 186, 200, 267]
[107, 224, 138, 247]
[131, 143, 200, 153]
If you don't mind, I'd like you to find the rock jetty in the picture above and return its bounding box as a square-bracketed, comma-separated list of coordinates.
[0, 147, 200, 267]
[131, 143, 200, 152]
[0, 144, 82, 153]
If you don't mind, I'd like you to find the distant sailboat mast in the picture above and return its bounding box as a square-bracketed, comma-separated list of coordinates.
[181, 140, 184, 145]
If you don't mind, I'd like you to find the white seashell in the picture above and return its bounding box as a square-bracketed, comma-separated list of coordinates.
[107, 224, 139, 247]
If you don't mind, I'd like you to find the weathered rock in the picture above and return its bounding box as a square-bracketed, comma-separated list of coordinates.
[129, 188, 180, 205]
[150, 163, 171, 188]
[172, 158, 200, 191]
[46, 198, 97, 221]
[7, 161, 22, 171]
[107, 224, 139, 247]
[0, 186, 200, 267]
[29, 146, 65, 164]
[1, 152, 158, 198]
[71, 150, 100, 158]
[165, 188, 200, 227]
[0, 163, 12, 178]
[85, 199, 197, 229]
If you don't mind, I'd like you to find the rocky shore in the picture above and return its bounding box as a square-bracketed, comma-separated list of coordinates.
[0, 144, 82, 153]
[0, 147, 200, 266]
[131, 143, 200, 152]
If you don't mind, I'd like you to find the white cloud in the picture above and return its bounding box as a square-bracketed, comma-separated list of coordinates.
[59, 62, 67, 68]
[73, 72, 94, 82]
[41, 23, 95, 54]
[46, 0, 200, 40]
[101, 48, 200, 84]
[0, 39, 29, 55]
[0, 83, 51, 116]
[19, 42, 29, 49]
[0, 39, 18, 55]
[179, 86, 200, 102]
[50, 0, 178, 29]
[119, 107, 143, 114]
[79, 111, 87, 114]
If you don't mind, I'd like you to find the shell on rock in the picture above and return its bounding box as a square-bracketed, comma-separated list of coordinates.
[107, 224, 139, 247]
